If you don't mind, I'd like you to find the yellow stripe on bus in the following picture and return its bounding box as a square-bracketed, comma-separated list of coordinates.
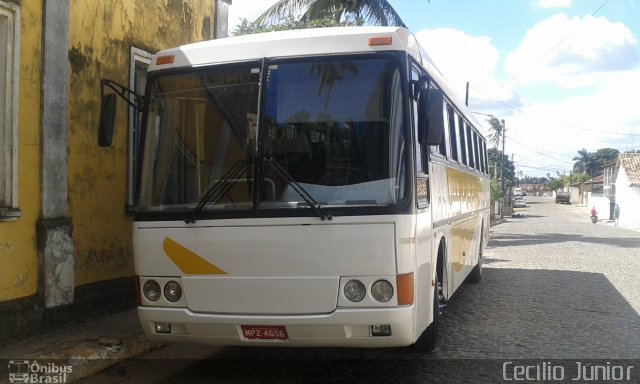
[162, 237, 227, 275]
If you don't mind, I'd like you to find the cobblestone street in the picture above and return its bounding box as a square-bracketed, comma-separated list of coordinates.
[436, 196, 640, 360]
[80, 196, 640, 384]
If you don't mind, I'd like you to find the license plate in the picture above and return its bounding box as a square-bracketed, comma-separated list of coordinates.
[241, 325, 288, 340]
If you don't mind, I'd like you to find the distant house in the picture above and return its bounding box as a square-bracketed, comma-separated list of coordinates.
[613, 153, 640, 228]
[520, 183, 548, 196]
[569, 175, 604, 206]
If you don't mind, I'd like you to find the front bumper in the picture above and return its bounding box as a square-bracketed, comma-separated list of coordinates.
[138, 306, 416, 348]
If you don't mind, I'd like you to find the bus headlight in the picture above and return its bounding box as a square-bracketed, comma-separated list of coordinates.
[143, 280, 161, 302]
[371, 280, 394, 302]
[344, 280, 366, 302]
[164, 281, 183, 302]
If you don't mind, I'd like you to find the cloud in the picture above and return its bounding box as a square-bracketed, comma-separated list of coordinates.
[414, 28, 526, 138]
[505, 67, 640, 174]
[504, 13, 639, 88]
[534, 0, 572, 9]
[414, 28, 507, 103]
[501, 14, 640, 171]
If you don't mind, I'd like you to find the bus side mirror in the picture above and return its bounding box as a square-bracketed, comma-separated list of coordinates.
[98, 93, 117, 147]
[418, 88, 444, 146]
[98, 79, 143, 148]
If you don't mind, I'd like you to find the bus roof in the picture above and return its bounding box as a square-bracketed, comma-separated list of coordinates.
[149, 26, 422, 72]
[149, 26, 482, 132]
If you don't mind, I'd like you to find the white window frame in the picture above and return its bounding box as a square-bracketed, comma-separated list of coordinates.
[127, 47, 153, 212]
[0, 1, 20, 221]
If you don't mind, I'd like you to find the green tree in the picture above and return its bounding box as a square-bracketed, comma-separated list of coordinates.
[490, 179, 502, 201]
[488, 148, 514, 182]
[233, 14, 349, 35]
[568, 172, 589, 184]
[256, 0, 406, 28]
[488, 147, 515, 198]
[522, 176, 549, 185]
[572, 147, 619, 177]
[590, 148, 619, 175]
[546, 178, 565, 191]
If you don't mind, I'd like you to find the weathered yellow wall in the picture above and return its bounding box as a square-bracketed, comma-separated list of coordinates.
[67, 0, 215, 286]
[0, 0, 42, 302]
[0, 0, 214, 303]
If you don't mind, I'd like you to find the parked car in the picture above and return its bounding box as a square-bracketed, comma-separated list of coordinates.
[513, 196, 527, 208]
[555, 191, 571, 204]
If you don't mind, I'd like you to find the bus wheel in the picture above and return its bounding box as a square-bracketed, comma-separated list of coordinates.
[413, 276, 440, 353]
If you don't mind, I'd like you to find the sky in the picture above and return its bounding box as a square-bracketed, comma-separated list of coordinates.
[227, 0, 640, 178]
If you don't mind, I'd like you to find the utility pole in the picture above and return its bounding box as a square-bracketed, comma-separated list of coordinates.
[465, 82, 469, 106]
[499, 119, 506, 219]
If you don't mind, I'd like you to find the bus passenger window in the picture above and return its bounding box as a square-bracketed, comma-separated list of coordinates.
[466, 124, 475, 169]
[458, 118, 467, 165]
[473, 132, 480, 171]
[482, 140, 489, 174]
[447, 105, 458, 162]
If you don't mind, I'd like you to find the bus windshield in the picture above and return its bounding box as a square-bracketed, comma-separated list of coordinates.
[138, 55, 407, 213]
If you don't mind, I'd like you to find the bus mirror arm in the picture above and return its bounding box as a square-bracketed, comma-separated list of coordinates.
[98, 79, 144, 147]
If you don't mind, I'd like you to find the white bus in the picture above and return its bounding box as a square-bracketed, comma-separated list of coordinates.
[100, 26, 490, 352]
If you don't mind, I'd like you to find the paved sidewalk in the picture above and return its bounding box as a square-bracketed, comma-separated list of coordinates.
[0, 309, 159, 383]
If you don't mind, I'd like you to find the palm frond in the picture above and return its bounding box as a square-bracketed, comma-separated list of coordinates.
[259, 0, 406, 28]
[256, 0, 315, 25]
[303, 0, 342, 23]
[359, 0, 406, 27]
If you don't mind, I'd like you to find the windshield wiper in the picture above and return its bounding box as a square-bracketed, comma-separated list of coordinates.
[185, 159, 249, 224]
[263, 157, 332, 221]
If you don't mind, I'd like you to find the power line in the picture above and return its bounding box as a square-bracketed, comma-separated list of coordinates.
[516, 164, 567, 172]
[514, 155, 568, 170]
[560, 123, 636, 137]
[508, 137, 574, 165]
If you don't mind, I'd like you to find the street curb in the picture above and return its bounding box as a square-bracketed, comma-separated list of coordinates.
[29, 333, 162, 383]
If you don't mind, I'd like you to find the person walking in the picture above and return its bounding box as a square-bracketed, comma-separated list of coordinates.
[614, 204, 620, 226]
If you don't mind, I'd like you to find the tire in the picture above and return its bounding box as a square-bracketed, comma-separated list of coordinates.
[413, 276, 440, 353]
[467, 237, 483, 284]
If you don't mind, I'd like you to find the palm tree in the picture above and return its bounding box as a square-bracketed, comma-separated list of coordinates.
[257, 0, 406, 27]
[486, 116, 504, 149]
[572, 148, 592, 174]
